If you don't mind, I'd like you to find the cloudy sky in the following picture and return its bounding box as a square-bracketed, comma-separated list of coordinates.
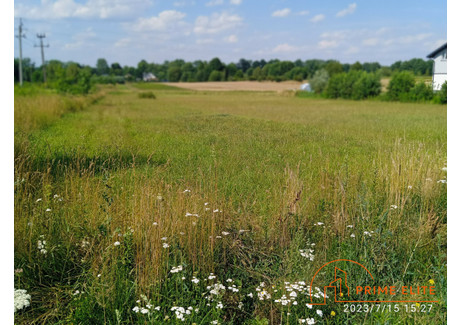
[14, 0, 446, 67]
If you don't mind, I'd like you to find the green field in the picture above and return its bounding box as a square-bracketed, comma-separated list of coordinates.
[14, 83, 447, 324]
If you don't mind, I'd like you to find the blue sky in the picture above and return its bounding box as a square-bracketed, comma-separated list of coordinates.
[14, 0, 447, 67]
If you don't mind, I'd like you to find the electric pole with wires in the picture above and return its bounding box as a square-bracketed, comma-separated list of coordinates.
[15, 18, 26, 86]
[35, 33, 49, 83]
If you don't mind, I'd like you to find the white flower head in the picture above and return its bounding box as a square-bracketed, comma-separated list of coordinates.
[14, 289, 31, 312]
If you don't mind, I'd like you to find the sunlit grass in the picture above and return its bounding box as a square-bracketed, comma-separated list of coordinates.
[14, 83, 446, 324]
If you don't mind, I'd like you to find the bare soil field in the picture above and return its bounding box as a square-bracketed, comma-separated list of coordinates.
[165, 80, 304, 92]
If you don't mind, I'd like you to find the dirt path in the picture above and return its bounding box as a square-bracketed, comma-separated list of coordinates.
[165, 81, 304, 92]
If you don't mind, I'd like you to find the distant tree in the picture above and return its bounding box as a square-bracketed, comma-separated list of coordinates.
[310, 69, 329, 94]
[209, 58, 224, 72]
[387, 71, 415, 101]
[208, 70, 224, 81]
[137, 60, 149, 78]
[167, 66, 182, 82]
[325, 60, 343, 76]
[236, 58, 251, 72]
[226, 63, 238, 80]
[351, 61, 362, 71]
[96, 58, 109, 75]
[110, 62, 123, 76]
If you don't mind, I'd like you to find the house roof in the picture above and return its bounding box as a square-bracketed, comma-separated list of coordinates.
[427, 43, 447, 59]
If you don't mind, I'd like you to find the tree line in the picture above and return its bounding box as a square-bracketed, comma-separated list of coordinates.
[15, 56, 433, 87]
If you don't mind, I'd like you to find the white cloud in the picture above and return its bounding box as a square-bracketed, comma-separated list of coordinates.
[14, 0, 152, 20]
[345, 46, 359, 54]
[362, 38, 379, 46]
[336, 3, 357, 17]
[272, 8, 291, 17]
[298, 10, 309, 16]
[310, 14, 325, 23]
[196, 38, 215, 44]
[206, 0, 224, 7]
[224, 34, 238, 43]
[64, 28, 96, 49]
[318, 40, 338, 49]
[230, 0, 242, 5]
[114, 37, 131, 48]
[194, 12, 243, 34]
[273, 43, 298, 53]
[132, 10, 187, 32]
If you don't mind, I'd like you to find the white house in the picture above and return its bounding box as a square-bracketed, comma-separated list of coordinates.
[427, 43, 447, 91]
[143, 72, 158, 82]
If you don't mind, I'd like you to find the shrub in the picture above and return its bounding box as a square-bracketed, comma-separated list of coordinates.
[352, 72, 381, 100]
[309, 69, 329, 94]
[325, 71, 381, 100]
[408, 82, 434, 102]
[138, 91, 156, 99]
[387, 71, 415, 101]
[433, 81, 447, 104]
[208, 70, 224, 82]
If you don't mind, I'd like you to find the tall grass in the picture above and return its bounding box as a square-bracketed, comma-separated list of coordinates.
[14, 84, 447, 324]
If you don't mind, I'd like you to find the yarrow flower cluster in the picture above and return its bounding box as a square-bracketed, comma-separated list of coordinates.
[171, 306, 196, 321]
[132, 294, 161, 315]
[170, 265, 183, 273]
[37, 235, 47, 255]
[299, 243, 316, 261]
[14, 289, 31, 312]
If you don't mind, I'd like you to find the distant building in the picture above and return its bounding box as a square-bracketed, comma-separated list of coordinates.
[427, 43, 447, 91]
[143, 72, 158, 82]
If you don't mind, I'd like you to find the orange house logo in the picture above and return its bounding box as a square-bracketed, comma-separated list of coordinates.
[308, 259, 438, 305]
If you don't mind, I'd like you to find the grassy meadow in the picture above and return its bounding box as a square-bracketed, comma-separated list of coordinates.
[14, 83, 446, 324]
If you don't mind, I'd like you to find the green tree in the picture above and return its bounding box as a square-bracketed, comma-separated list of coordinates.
[325, 60, 343, 76]
[96, 58, 109, 75]
[387, 71, 415, 101]
[167, 66, 182, 82]
[310, 69, 329, 94]
[208, 70, 224, 81]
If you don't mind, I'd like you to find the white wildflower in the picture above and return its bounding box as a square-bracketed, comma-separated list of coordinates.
[36, 198, 42, 202]
[170, 265, 183, 273]
[114, 241, 120, 246]
[14, 289, 31, 312]
[390, 205, 398, 210]
[317, 310, 323, 317]
[192, 277, 200, 284]
[350, 233, 356, 238]
[45, 208, 51, 212]
[162, 243, 170, 248]
[437, 179, 447, 184]
[183, 189, 191, 193]
[222, 231, 230, 236]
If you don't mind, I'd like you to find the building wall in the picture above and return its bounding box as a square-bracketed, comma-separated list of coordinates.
[432, 49, 447, 91]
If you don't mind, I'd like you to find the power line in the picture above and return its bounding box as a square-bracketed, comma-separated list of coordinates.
[35, 33, 49, 83]
[15, 18, 26, 86]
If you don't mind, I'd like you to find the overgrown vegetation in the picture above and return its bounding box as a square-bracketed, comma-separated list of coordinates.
[14, 85, 446, 324]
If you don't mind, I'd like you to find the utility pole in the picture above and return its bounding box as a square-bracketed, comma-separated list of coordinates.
[16, 18, 25, 86]
[35, 34, 49, 83]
